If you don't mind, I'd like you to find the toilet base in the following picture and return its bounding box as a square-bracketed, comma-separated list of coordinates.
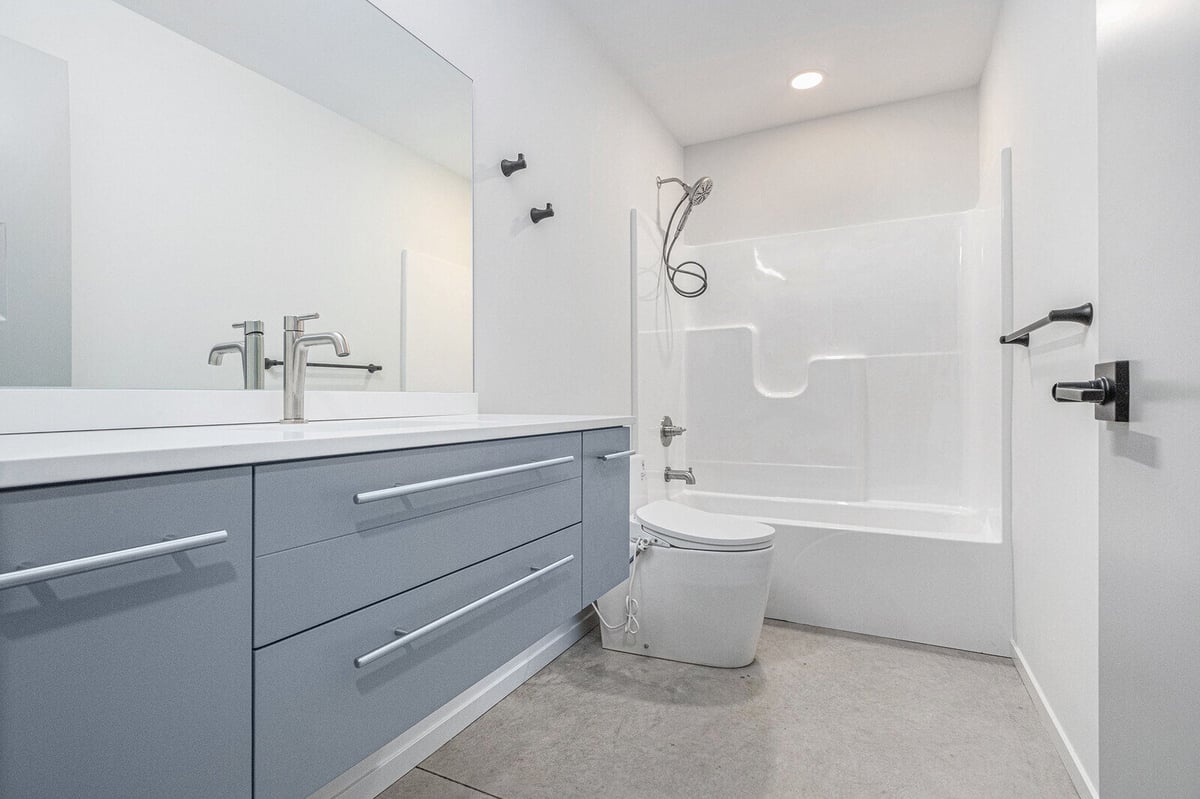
[597, 542, 773, 668]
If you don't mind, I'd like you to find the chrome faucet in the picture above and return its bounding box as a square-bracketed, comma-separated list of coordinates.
[282, 313, 350, 423]
[664, 467, 696, 485]
[208, 320, 266, 389]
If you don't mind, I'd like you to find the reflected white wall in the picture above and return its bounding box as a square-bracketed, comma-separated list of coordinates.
[0, 0, 471, 392]
[0, 36, 71, 386]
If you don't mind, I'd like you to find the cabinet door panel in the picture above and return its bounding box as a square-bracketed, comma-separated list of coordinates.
[582, 428, 631, 605]
[0, 469, 252, 799]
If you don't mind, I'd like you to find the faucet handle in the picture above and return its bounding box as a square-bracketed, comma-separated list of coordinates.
[233, 320, 264, 334]
[284, 313, 320, 332]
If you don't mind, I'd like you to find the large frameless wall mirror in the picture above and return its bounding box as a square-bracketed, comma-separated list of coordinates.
[0, 0, 472, 393]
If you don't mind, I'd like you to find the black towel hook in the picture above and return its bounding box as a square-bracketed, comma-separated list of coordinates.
[530, 203, 554, 223]
[500, 153, 527, 177]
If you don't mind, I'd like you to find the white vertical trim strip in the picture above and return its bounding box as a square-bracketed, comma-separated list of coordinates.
[629, 209, 640, 446]
[399, 249, 408, 392]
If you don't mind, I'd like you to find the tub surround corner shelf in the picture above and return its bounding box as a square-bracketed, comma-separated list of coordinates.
[0, 415, 631, 799]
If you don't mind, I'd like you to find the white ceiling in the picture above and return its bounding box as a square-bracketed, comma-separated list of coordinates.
[560, 0, 1003, 146]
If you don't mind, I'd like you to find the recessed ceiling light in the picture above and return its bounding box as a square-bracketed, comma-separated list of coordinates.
[790, 71, 824, 90]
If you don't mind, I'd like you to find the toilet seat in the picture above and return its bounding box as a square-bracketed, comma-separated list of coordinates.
[635, 500, 774, 552]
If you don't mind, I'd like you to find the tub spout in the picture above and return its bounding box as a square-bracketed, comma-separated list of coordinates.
[664, 467, 696, 485]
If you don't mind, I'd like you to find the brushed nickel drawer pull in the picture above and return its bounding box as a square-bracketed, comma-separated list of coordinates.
[352, 456, 575, 505]
[354, 554, 575, 668]
[0, 530, 229, 591]
[598, 450, 635, 461]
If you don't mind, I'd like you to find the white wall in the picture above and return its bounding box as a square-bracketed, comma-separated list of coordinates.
[978, 0, 1099, 794]
[0, 0, 470, 392]
[0, 35, 71, 386]
[374, 0, 684, 416]
[683, 88, 980, 245]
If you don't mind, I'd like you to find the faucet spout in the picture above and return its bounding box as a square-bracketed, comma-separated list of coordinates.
[664, 467, 696, 485]
[209, 321, 266, 389]
[208, 341, 244, 367]
[295, 331, 350, 358]
[282, 324, 350, 424]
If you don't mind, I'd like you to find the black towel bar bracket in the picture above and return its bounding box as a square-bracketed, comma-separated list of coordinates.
[1000, 302, 1093, 346]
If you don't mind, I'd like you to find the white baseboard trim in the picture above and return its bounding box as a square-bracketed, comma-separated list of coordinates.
[1010, 640, 1097, 799]
[312, 612, 595, 799]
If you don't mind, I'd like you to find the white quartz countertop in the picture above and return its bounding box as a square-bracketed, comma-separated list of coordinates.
[0, 414, 633, 489]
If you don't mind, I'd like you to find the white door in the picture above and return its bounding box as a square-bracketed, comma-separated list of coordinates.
[1097, 1, 1200, 795]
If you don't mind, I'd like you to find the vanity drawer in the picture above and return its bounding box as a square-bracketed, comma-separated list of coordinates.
[254, 476, 581, 645]
[254, 524, 581, 799]
[254, 432, 582, 555]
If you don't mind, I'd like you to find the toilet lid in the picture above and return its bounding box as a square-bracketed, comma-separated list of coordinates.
[635, 500, 774, 550]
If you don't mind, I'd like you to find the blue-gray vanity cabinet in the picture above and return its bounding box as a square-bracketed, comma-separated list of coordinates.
[0, 468, 252, 799]
[582, 427, 632, 606]
[254, 524, 582, 799]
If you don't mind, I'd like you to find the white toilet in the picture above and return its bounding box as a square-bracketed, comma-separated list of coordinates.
[597, 499, 775, 668]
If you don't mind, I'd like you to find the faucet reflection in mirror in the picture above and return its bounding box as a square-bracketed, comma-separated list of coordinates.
[282, 313, 350, 424]
[208, 320, 266, 389]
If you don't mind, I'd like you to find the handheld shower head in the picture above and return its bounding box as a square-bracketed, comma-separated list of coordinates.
[656, 175, 714, 298]
[689, 176, 713, 206]
[657, 175, 715, 205]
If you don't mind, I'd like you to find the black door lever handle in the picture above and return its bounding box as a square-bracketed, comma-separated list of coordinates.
[1051, 361, 1130, 422]
[1052, 378, 1113, 404]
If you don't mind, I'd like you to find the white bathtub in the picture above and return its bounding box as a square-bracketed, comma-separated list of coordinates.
[675, 490, 1012, 655]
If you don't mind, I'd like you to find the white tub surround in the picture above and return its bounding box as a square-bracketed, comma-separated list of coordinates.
[0, 414, 633, 489]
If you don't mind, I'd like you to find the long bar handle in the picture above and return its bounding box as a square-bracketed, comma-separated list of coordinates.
[0, 530, 228, 591]
[354, 554, 575, 668]
[598, 450, 636, 461]
[352, 456, 575, 505]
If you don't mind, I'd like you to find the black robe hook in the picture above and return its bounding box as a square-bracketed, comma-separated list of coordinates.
[530, 203, 554, 223]
[500, 153, 527, 177]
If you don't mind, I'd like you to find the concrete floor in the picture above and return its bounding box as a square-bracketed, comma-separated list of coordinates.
[380, 621, 1079, 798]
